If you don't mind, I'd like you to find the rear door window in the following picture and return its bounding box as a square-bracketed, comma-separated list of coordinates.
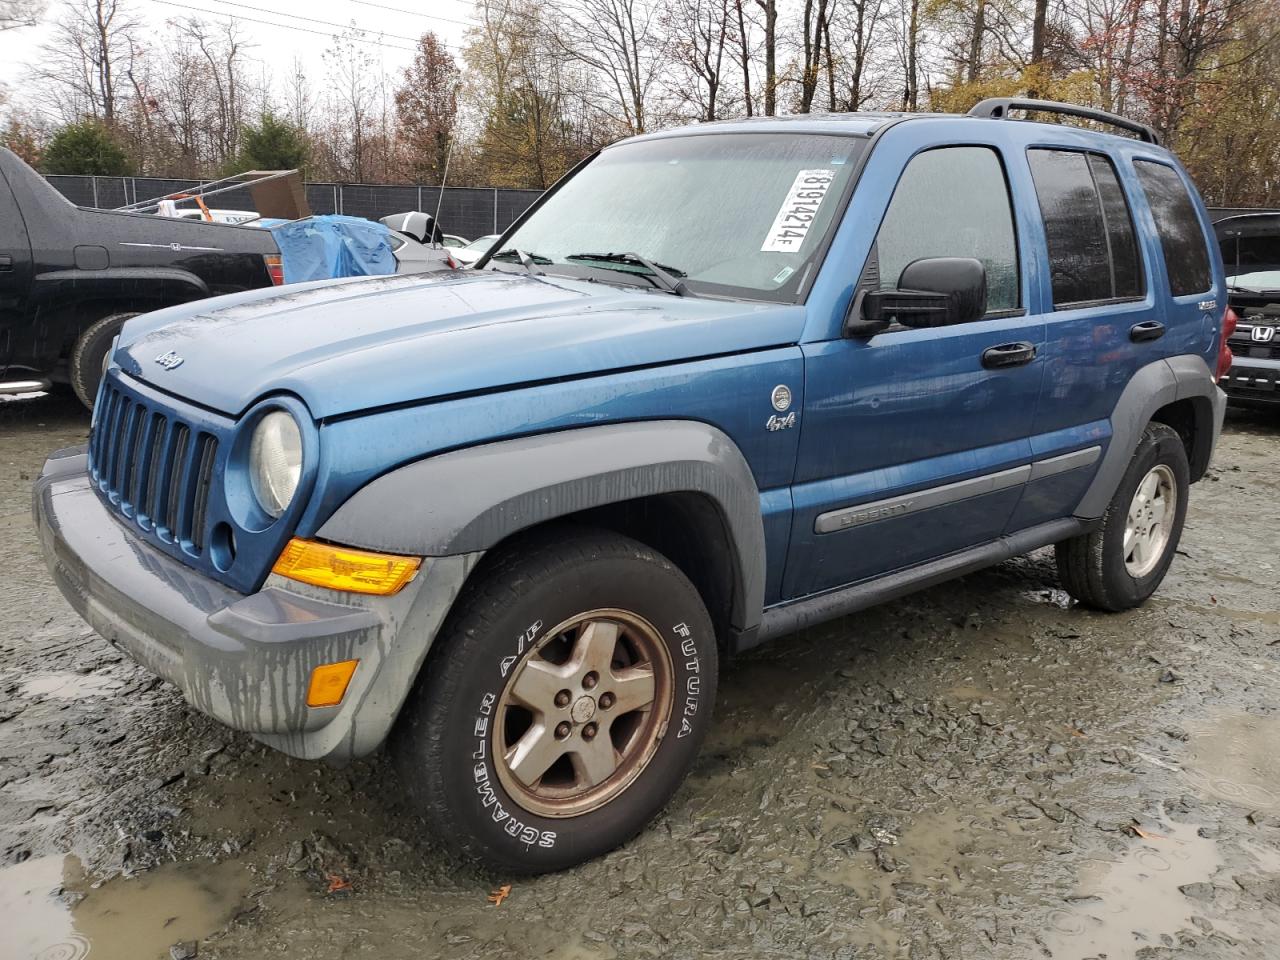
[1027, 149, 1144, 308]
[869, 146, 1020, 312]
[1134, 160, 1212, 296]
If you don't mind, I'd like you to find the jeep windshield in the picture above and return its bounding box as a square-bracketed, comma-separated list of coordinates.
[485, 132, 866, 302]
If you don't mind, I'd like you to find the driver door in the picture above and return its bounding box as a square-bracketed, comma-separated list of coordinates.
[783, 144, 1046, 598]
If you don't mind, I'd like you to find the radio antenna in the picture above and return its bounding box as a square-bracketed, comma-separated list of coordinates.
[431, 83, 460, 249]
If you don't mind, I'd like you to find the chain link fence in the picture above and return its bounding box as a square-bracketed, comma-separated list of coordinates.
[45, 175, 544, 241]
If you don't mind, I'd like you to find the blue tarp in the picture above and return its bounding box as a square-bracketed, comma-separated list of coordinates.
[269, 215, 396, 283]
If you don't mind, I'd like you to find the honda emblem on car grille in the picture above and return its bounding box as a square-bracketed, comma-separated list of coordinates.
[1252, 326, 1276, 343]
[154, 350, 184, 370]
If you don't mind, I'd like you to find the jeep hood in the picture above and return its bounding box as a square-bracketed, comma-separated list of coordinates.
[114, 272, 806, 419]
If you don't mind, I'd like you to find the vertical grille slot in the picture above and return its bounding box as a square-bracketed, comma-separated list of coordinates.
[121, 404, 146, 514]
[141, 413, 167, 526]
[190, 434, 218, 552]
[108, 399, 134, 499]
[100, 393, 127, 493]
[165, 423, 191, 538]
[90, 385, 118, 479]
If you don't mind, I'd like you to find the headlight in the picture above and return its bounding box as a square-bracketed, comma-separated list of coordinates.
[249, 410, 303, 518]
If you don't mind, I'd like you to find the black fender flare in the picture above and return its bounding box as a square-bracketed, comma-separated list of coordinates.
[317, 420, 768, 633]
[1074, 354, 1225, 519]
[32, 267, 210, 306]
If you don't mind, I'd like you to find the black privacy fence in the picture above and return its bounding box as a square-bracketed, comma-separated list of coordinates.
[45, 175, 544, 241]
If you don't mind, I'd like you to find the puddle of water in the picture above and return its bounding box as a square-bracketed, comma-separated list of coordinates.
[1042, 821, 1230, 956]
[0, 855, 252, 960]
[1183, 711, 1280, 813]
[20, 672, 123, 701]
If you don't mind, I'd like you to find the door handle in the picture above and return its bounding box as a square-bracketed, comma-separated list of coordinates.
[1130, 320, 1165, 343]
[0, 255, 12, 271]
[981, 341, 1037, 369]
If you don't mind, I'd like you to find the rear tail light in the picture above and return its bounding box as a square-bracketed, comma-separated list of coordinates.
[264, 253, 285, 286]
[1217, 306, 1238, 381]
[446, 253, 459, 270]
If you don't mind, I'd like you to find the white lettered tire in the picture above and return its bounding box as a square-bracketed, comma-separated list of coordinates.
[392, 527, 718, 873]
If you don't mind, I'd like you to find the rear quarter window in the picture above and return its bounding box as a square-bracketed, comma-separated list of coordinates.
[1133, 160, 1212, 297]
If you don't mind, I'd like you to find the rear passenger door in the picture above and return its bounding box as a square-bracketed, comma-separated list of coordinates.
[1009, 147, 1156, 531]
[1131, 159, 1218, 360]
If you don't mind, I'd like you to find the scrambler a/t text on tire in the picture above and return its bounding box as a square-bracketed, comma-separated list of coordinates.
[1056, 421, 1190, 611]
[392, 529, 718, 873]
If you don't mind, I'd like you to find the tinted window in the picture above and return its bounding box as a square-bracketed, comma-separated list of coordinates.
[1028, 149, 1143, 306]
[1134, 160, 1212, 296]
[871, 147, 1019, 312]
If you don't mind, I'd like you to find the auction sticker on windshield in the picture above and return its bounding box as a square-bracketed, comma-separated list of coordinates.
[761, 169, 836, 253]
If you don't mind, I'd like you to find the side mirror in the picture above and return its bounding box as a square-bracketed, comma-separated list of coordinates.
[845, 257, 988, 336]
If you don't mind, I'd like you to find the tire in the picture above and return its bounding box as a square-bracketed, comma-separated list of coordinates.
[1055, 421, 1190, 612]
[70, 312, 138, 410]
[392, 527, 718, 874]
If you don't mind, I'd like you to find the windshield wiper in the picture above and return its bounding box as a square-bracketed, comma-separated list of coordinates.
[490, 248, 551, 275]
[566, 252, 690, 297]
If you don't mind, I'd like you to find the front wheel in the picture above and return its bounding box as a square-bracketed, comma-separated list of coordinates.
[392, 529, 718, 873]
[1056, 421, 1190, 611]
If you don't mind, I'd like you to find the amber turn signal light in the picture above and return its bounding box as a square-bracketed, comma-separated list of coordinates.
[307, 659, 359, 707]
[272, 538, 421, 595]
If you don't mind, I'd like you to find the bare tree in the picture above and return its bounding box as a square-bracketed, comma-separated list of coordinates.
[320, 27, 381, 181]
[557, 0, 665, 134]
[827, 0, 884, 110]
[663, 0, 737, 120]
[798, 0, 832, 112]
[1, 0, 43, 30]
[754, 0, 778, 113]
[32, 0, 140, 124]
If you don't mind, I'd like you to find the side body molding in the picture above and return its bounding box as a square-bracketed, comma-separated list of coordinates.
[317, 420, 768, 633]
[1074, 354, 1225, 520]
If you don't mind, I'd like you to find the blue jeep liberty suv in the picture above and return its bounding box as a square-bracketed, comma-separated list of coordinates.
[35, 99, 1230, 872]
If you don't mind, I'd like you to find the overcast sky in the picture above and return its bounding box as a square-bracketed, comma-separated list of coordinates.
[0, 0, 474, 120]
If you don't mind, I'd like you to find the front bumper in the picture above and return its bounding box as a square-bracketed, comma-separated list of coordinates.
[33, 447, 478, 761]
[1222, 356, 1280, 404]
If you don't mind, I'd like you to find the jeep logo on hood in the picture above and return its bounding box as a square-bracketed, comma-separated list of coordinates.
[154, 350, 184, 370]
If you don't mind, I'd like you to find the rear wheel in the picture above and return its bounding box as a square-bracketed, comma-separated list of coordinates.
[70, 312, 138, 409]
[1056, 422, 1190, 611]
[392, 528, 718, 873]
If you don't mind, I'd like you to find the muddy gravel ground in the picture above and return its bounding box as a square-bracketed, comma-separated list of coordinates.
[2, 392, 1280, 960]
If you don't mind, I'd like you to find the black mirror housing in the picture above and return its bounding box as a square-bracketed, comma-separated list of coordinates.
[846, 257, 988, 336]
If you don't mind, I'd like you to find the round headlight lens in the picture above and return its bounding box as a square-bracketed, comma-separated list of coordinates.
[249, 410, 303, 518]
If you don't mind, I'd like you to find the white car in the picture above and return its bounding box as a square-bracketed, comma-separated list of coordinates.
[452, 234, 502, 266]
[387, 230, 457, 274]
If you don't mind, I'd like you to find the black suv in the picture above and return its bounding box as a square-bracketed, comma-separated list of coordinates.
[1217, 212, 1280, 406]
[0, 148, 280, 406]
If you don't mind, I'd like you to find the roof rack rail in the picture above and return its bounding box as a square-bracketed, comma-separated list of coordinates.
[967, 97, 1160, 146]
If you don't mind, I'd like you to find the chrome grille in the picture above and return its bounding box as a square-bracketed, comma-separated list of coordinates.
[89, 379, 219, 552]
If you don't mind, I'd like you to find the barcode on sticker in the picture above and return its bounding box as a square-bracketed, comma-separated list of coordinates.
[761, 169, 836, 253]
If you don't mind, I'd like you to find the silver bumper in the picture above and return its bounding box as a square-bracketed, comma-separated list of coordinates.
[33, 447, 477, 761]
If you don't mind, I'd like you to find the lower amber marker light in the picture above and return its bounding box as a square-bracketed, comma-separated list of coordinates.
[272, 538, 421, 595]
[307, 659, 359, 707]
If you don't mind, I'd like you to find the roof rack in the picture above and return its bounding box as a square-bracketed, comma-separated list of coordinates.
[967, 97, 1160, 146]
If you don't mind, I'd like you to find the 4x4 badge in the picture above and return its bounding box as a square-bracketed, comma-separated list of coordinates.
[1252, 326, 1276, 343]
[154, 350, 184, 370]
